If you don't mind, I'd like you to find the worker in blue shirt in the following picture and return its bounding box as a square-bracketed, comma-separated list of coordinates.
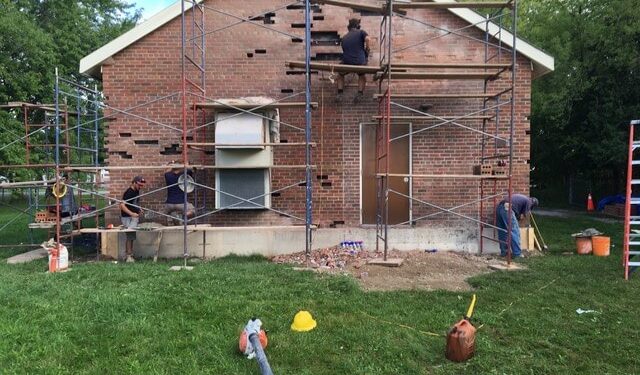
[496, 194, 538, 258]
[337, 18, 371, 102]
[163, 163, 195, 225]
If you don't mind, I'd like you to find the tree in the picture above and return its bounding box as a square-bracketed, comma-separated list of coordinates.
[519, 0, 640, 202]
[0, 0, 140, 178]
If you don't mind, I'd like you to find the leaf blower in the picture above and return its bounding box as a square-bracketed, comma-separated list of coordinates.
[445, 294, 477, 362]
[239, 318, 273, 375]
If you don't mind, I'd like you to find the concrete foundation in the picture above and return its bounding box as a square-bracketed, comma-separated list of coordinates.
[106, 224, 501, 260]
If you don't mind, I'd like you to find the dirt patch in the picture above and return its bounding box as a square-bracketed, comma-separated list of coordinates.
[272, 247, 500, 292]
[351, 250, 495, 292]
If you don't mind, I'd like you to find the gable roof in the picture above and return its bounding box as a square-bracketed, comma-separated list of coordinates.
[80, 0, 554, 79]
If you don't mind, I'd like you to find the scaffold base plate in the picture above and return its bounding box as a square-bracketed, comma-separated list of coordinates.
[367, 258, 403, 267]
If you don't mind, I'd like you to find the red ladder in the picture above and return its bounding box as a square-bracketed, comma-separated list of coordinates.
[624, 119, 640, 279]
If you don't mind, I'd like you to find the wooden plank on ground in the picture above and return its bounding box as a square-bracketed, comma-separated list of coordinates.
[367, 258, 404, 267]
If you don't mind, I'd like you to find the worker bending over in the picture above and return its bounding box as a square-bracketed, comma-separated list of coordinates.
[496, 194, 538, 258]
[337, 18, 371, 102]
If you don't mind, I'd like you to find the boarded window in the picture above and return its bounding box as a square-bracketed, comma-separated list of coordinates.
[216, 169, 270, 209]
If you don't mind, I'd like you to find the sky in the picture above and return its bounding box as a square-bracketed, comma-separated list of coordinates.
[130, 0, 176, 21]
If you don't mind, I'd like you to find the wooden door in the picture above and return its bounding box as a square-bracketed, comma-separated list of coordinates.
[361, 123, 410, 224]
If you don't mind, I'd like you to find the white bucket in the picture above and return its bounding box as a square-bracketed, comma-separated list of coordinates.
[48, 244, 69, 272]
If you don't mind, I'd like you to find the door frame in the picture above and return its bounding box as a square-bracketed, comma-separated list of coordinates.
[359, 122, 413, 225]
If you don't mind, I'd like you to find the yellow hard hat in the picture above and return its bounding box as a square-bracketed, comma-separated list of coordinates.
[291, 310, 317, 332]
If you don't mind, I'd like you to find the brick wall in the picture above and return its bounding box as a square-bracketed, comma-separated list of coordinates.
[101, 0, 531, 228]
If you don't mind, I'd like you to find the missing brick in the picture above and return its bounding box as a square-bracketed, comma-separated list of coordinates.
[271, 192, 281, 197]
[286, 70, 317, 75]
[291, 37, 303, 43]
[119, 132, 132, 137]
[280, 89, 294, 94]
[286, 4, 320, 11]
[313, 15, 324, 21]
[312, 53, 343, 62]
[316, 174, 328, 180]
[298, 182, 307, 187]
[321, 181, 332, 187]
[311, 31, 340, 46]
[333, 220, 345, 225]
[291, 23, 313, 28]
[525, 129, 531, 135]
[247, 52, 254, 58]
[160, 144, 181, 155]
[134, 140, 159, 145]
[255, 49, 267, 54]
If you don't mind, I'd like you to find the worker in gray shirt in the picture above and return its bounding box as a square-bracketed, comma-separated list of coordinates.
[496, 194, 538, 258]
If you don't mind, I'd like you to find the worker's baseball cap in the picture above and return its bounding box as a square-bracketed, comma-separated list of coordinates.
[530, 197, 539, 208]
[132, 175, 146, 184]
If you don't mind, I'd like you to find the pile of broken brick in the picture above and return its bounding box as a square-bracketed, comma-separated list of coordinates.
[271, 245, 383, 270]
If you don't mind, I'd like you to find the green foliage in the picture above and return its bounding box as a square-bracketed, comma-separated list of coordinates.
[0, 209, 640, 374]
[521, 0, 640, 196]
[0, 0, 139, 173]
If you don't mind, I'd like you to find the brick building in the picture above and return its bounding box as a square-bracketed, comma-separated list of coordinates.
[79, 0, 554, 253]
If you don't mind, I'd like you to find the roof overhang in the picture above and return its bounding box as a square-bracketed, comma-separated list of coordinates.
[80, 0, 554, 79]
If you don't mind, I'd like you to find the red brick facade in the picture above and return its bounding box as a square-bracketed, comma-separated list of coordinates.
[101, 1, 531, 228]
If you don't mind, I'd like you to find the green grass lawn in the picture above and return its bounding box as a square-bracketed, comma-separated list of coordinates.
[1, 208, 640, 374]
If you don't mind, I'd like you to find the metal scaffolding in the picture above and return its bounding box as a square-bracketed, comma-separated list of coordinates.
[0, 0, 316, 263]
[0, 0, 524, 265]
[374, 0, 519, 262]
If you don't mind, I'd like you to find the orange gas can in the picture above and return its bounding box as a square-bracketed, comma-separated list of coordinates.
[445, 294, 477, 362]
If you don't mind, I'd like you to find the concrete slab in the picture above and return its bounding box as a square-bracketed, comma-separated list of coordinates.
[367, 258, 404, 267]
[7, 248, 47, 264]
[488, 262, 525, 271]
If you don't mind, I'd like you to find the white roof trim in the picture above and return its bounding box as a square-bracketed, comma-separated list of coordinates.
[79, 0, 201, 77]
[433, 0, 554, 78]
[80, 0, 554, 78]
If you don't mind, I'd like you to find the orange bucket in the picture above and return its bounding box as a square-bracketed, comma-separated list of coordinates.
[575, 236, 592, 255]
[592, 236, 610, 257]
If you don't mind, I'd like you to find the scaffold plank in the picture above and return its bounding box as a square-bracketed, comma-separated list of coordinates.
[187, 142, 317, 147]
[286, 61, 381, 74]
[374, 93, 501, 99]
[195, 102, 318, 109]
[376, 173, 509, 179]
[372, 115, 494, 120]
[378, 72, 500, 80]
[313, 0, 408, 15]
[395, 1, 513, 10]
[66, 165, 315, 171]
[391, 62, 512, 69]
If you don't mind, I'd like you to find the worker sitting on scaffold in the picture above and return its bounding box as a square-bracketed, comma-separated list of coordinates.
[337, 18, 371, 103]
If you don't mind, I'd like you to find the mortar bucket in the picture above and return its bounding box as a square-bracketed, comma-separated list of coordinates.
[592, 236, 610, 257]
[575, 236, 592, 255]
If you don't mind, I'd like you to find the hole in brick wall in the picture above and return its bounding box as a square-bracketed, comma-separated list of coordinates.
[286, 4, 320, 11]
[160, 144, 181, 155]
[333, 220, 345, 225]
[291, 23, 313, 28]
[286, 70, 318, 75]
[526, 159, 531, 164]
[359, 10, 379, 16]
[134, 140, 159, 145]
[247, 52, 254, 58]
[316, 174, 328, 180]
[250, 15, 264, 21]
[298, 182, 307, 187]
[119, 133, 132, 137]
[312, 53, 342, 61]
[280, 139, 289, 143]
[313, 15, 324, 21]
[321, 181, 332, 187]
[311, 31, 340, 46]
[255, 49, 267, 54]
[291, 37, 303, 43]
[280, 89, 294, 93]
[186, 136, 193, 141]
[271, 192, 281, 197]
[525, 130, 531, 135]
[109, 151, 132, 159]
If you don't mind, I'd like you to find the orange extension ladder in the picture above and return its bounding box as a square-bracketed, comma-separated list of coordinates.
[623, 119, 640, 279]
